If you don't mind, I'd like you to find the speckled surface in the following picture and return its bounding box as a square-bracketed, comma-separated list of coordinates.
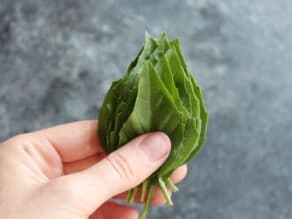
[0, 0, 292, 218]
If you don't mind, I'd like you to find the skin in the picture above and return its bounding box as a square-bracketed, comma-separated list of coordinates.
[0, 120, 187, 219]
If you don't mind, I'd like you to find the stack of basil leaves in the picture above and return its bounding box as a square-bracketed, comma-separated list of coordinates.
[98, 32, 208, 219]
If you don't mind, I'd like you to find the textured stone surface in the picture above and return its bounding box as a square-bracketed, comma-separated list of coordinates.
[0, 0, 292, 218]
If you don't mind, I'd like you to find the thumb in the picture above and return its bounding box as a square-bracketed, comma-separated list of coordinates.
[51, 132, 171, 214]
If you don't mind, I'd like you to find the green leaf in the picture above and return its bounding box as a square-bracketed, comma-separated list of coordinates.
[98, 32, 208, 219]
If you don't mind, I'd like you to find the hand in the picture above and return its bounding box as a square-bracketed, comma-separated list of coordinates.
[0, 120, 187, 219]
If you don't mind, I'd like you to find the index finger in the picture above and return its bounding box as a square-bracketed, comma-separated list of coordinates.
[33, 120, 103, 162]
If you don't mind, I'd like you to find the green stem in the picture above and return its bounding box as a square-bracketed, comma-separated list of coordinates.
[130, 187, 138, 203]
[158, 177, 173, 206]
[166, 177, 179, 192]
[140, 185, 155, 219]
[126, 188, 137, 203]
[140, 180, 149, 202]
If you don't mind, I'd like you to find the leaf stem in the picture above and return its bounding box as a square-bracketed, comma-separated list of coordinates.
[158, 177, 173, 206]
[141, 180, 149, 202]
[126, 187, 137, 203]
[166, 177, 179, 192]
[140, 185, 155, 219]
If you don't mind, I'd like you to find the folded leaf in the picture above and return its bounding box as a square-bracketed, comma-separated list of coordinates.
[98, 32, 208, 219]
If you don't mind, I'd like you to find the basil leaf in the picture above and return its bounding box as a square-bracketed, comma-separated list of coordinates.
[98, 32, 208, 219]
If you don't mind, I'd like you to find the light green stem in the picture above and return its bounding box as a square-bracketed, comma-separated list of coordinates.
[140, 180, 149, 202]
[158, 177, 173, 206]
[140, 185, 155, 219]
[126, 188, 137, 203]
[166, 177, 179, 192]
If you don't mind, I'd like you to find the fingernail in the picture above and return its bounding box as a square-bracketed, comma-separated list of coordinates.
[139, 132, 171, 162]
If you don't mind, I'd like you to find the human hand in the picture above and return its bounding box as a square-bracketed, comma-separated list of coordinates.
[0, 120, 187, 219]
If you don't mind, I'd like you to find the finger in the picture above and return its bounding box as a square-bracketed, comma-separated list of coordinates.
[90, 202, 138, 219]
[114, 165, 188, 205]
[170, 165, 188, 183]
[33, 120, 102, 162]
[63, 152, 106, 174]
[64, 159, 185, 183]
[50, 132, 171, 214]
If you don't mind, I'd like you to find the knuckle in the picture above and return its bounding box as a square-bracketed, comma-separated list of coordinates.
[3, 133, 33, 147]
[106, 152, 135, 186]
[9, 133, 31, 142]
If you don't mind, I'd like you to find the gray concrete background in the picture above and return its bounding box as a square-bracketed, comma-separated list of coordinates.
[0, 0, 291, 218]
